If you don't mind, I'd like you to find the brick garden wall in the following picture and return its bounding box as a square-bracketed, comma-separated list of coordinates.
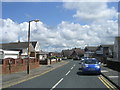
[2, 58, 39, 74]
[39, 58, 61, 65]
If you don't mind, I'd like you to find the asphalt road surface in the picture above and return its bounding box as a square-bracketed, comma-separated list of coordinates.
[6, 60, 108, 89]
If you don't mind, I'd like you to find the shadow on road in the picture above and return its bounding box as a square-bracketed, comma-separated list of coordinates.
[76, 71, 99, 76]
[77, 68, 100, 76]
[78, 68, 82, 70]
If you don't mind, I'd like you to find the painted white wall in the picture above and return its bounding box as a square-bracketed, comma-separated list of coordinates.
[21, 48, 28, 55]
[51, 59, 56, 62]
[39, 54, 47, 60]
[4, 55, 18, 59]
[0, 49, 19, 59]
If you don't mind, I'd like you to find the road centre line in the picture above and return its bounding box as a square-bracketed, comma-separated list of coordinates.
[65, 70, 71, 76]
[51, 78, 63, 90]
[71, 67, 73, 70]
[2, 61, 69, 89]
[73, 64, 76, 67]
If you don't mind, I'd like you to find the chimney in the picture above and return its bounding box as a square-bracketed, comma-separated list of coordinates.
[18, 40, 20, 43]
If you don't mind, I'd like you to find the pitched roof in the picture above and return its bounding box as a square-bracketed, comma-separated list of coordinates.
[31, 41, 37, 48]
[72, 48, 85, 55]
[39, 50, 49, 55]
[49, 52, 61, 56]
[62, 49, 73, 56]
[0, 41, 36, 52]
[101, 44, 114, 51]
[85, 46, 98, 51]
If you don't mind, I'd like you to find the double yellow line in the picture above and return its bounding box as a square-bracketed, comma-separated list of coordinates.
[98, 75, 117, 90]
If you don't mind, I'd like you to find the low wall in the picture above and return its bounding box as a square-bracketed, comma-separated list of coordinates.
[40, 59, 50, 65]
[2, 58, 39, 74]
[106, 60, 120, 72]
[39, 58, 62, 65]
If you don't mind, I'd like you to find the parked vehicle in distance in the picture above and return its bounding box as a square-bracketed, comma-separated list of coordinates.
[62, 57, 67, 60]
[80, 57, 88, 64]
[81, 58, 101, 75]
[73, 57, 80, 60]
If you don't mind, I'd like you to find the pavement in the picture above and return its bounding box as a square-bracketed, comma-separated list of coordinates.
[1, 60, 70, 89]
[101, 64, 120, 89]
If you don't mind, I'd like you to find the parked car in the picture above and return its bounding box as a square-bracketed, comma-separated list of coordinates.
[62, 57, 67, 60]
[81, 58, 101, 74]
[81, 57, 88, 61]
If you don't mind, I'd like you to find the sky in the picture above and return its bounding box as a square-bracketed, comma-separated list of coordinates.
[1, 1, 119, 52]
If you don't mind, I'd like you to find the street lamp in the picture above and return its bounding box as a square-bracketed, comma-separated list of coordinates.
[27, 19, 39, 74]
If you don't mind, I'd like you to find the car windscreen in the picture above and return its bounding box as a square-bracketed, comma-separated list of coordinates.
[84, 60, 98, 64]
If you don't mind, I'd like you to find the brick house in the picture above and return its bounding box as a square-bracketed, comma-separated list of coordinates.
[71, 48, 84, 60]
[61, 49, 73, 59]
[61, 48, 84, 59]
[84, 46, 98, 58]
[95, 45, 114, 63]
[0, 49, 20, 64]
[0, 41, 40, 59]
[1, 41, 40, 74]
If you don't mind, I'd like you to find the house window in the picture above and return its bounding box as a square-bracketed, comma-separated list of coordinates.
[30, 52, 35, 57]
[106, 53, 108, 55]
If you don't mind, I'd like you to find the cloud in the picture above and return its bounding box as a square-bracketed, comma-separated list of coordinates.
[0, 2, 118, 51]
[0, 17, 118, 51]
[63, 2, 118, 23]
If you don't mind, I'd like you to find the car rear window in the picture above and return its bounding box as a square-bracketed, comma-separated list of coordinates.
[84, 60, 98, 64]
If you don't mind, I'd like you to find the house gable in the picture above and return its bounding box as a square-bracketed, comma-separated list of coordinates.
[34, 42, 40, 52]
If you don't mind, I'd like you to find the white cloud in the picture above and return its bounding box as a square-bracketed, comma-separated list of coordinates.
[63, 2, 118, 23]
[0, 2, 118, 51]
[0, 18, 118, 51]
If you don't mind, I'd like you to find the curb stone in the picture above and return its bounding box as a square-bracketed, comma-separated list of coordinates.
[101, 73, 120, 89]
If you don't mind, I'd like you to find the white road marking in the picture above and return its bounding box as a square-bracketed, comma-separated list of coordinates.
[73, 64, 76, 67]
[51, 78, 63, 90]
[71, 67, 73, 70]
[65, 70, 71, 76]
[101, 70, 109, 73]
[108, 76, 119, 78]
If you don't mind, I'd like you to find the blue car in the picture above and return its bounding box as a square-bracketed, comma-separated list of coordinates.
[81, 58, 101, 74]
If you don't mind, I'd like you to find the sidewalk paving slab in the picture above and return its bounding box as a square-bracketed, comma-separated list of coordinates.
[101, 64, 120, 89]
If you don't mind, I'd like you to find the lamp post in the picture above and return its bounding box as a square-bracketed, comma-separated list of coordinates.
[27, 19, 39, 74]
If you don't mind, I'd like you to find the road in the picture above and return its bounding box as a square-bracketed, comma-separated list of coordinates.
[6, 60, 110, 89]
